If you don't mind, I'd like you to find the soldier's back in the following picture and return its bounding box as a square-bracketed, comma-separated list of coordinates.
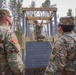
[0, 25, 11, 75]
[60, 32, 76, 75]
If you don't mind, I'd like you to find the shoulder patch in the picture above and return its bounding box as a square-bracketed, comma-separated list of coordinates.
[12, 38, 18, 44]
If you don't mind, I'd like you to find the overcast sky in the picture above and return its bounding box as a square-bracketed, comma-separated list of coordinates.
[22, 0, 76, 18]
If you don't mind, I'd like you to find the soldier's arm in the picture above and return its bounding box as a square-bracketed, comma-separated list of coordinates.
[44, 39, 67, 75]
[5, 31, 24, 75]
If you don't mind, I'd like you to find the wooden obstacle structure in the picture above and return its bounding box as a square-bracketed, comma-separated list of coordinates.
[21, 7, 58, 75]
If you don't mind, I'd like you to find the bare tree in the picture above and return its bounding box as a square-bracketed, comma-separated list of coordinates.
[9, 0, 23, 30]
[9, 0, 23, 43]
[0, 0, 7, 8]
[29, 1, 36, 17]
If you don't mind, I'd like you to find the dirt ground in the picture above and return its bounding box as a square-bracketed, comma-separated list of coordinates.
[25, 68, 46, 75]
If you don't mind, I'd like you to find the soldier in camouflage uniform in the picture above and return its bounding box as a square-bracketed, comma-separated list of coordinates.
[0, 8, 24, 75]
[34, 20, 46, 41]
[44, 16, 76, 75]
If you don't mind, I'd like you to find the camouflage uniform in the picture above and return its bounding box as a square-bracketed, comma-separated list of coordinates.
[0, 25, 24, 75]
[44, 17, 76, 75]
[34, 20, 46, 41]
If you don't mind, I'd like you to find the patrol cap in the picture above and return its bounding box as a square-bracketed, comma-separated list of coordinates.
[0, 8, 12, 17]
[59, 16, 74, 25]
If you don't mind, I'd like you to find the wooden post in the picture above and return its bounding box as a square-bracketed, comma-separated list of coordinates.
[47, 24, 49, 36]
[26, 19, 28, 37]
[50, 19, 53, 36]
[22, 11, 26, 75]
[54, 12, 58, 34]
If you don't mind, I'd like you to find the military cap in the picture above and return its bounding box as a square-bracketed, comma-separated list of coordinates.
[0, 8, 12, 17]
[59, 16, 74, 25]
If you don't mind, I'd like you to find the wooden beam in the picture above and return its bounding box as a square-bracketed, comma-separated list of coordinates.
[49, 11, 54, 19]
[26, 17, 50, 20]
[22, 8, 57, 12]
[28, 22, 50, 25]
[25, 12, 28, 17]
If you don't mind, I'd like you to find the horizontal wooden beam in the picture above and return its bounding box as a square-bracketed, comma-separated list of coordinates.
[22, 8, 57, 12]
[26, 17, 51, 20]
[28, 22, 50, 25]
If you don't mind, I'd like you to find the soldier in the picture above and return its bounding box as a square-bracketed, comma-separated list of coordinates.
[0, 8, 24, 75]
[34, 20, 47, 41]
[44, 16, 76, 75]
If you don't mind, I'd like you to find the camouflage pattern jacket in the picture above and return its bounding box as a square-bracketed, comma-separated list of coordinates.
[44, 32, 76, 75]
[0, 25, 24, 75]
[34, 25, 47, 41]
[34, 25, 42, 36]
